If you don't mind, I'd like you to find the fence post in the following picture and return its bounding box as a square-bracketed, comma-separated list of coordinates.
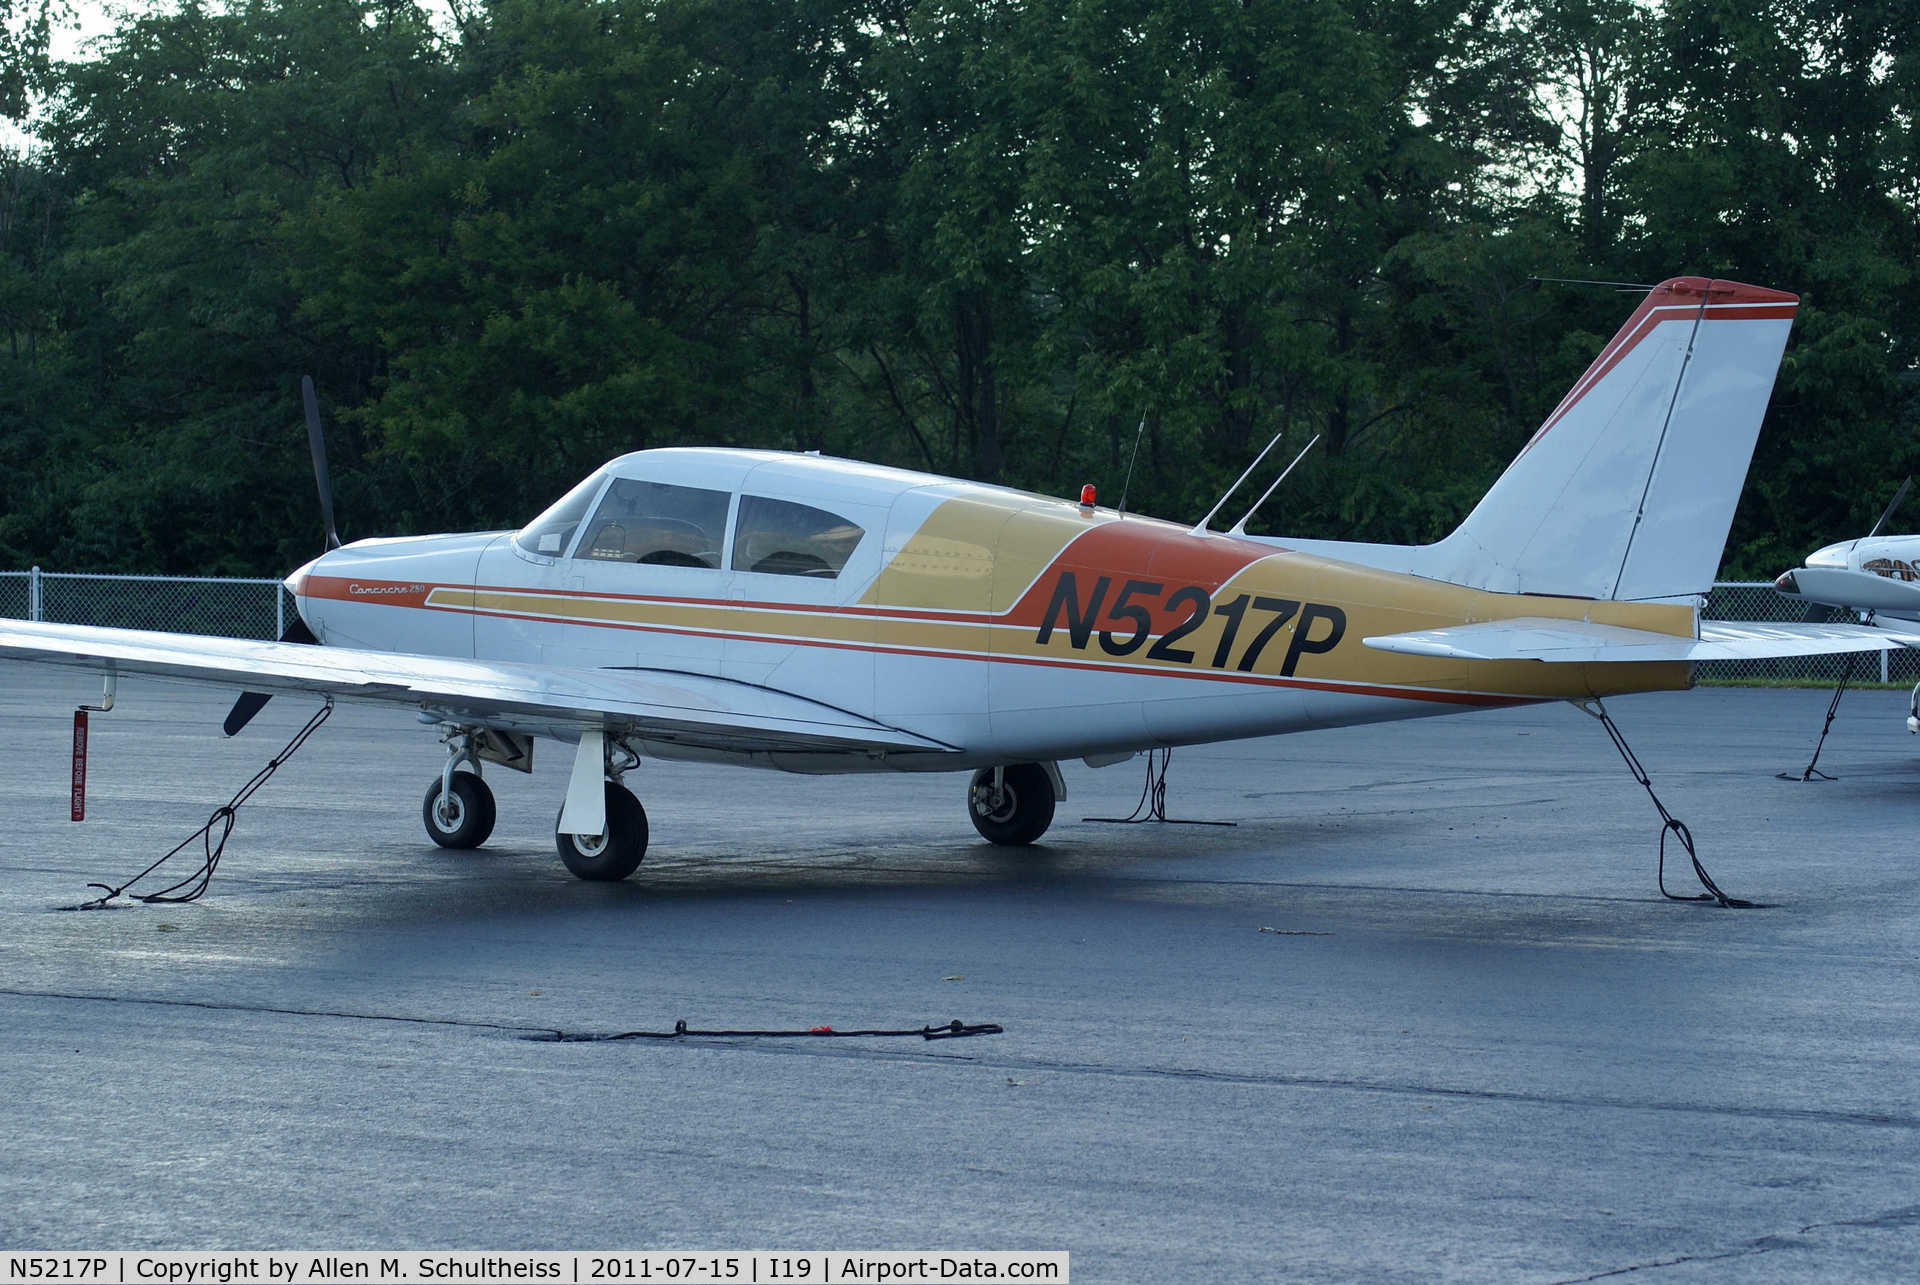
[29, 565, 39, 622]
[276, 587, 285, 639]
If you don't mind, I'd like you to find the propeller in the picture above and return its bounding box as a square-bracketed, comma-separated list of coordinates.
[225, 377, 336, 736]
[1865, 476, 1911, 542]
[305, 374, 342, 551]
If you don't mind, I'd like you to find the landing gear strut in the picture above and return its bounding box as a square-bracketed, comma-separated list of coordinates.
[423, 731, 496, 849]
[555, 730, 650, 880]
[968, 763, 1057, 845]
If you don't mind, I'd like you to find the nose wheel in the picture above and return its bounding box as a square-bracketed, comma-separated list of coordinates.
[968, 763, 1056, 845]
[423, 771, 497, 849]
[556, 781, 650, 880]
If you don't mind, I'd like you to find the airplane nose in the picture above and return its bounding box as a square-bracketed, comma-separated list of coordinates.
[1774, 570, 1798, 593]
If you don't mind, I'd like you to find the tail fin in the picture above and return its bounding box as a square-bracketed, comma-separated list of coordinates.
[1443, 277, 1798, 600]
[1273, 277, 1798, 602]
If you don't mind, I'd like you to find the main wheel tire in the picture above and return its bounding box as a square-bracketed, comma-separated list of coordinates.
[968, 763, 1055, 845]
[423, 771, 496, 849]
[555, 782, 649, 881]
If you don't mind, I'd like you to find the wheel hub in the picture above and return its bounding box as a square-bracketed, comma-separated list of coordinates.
[973, 783, 1015, 823]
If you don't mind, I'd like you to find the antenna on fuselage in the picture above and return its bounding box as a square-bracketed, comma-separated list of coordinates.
[1116, 410, 1149, 518]
[1228, 434, 1321, 537]
[1191, 428, 1288, 536]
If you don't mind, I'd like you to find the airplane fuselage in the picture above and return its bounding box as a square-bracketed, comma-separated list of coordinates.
[289, 448, 1693, 772]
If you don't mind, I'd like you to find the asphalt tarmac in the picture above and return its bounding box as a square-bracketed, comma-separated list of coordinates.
[5, 663, 1920, 1281]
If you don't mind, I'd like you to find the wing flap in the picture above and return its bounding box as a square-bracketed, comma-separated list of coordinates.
[1363, 616, 1920, 663]
[0, 619, 955, 756]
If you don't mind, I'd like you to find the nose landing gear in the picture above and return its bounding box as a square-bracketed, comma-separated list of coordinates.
[423, 730, 497, 849]
[423, 772, 497, 848]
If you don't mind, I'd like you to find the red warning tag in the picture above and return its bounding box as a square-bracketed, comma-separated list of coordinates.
[71, 709, 88, 821]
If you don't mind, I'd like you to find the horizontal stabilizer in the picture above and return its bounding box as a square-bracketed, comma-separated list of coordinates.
[1362, 618, 1920, 664]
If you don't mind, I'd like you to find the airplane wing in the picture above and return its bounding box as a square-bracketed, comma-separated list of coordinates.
[1362, 617, 1920, 664]
[0, 618, 957, 756]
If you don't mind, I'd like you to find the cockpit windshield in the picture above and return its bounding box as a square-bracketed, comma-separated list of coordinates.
[512, 470, 608, 559]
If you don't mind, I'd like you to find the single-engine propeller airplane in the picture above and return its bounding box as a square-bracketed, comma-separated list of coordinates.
[4, 276, 1911, 886]
[1772, 479, 1920, 625]
[1771, 480, 1920, 747]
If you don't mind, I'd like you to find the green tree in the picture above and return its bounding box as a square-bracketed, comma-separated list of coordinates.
[1625, 0, 1919, 576]
[38, 0, 449, 569]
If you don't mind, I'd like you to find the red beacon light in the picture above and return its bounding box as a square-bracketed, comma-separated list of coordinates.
[1078, 483, 1097, 512]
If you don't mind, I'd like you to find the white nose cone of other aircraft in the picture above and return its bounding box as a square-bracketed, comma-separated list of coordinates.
[1775, 536, 1920, 622]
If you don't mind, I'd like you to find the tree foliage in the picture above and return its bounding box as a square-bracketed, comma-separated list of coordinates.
[0, 0, 1913, 577]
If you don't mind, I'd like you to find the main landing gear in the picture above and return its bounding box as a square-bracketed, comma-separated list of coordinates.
[554, 729, 649, 881]
[968, 763, 1059, 845]
[555, 782, 650, 881]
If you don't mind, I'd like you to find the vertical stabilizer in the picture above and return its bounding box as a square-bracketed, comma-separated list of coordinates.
[1438, 277, 1798, 600]
[1265, 277, 1798, 602]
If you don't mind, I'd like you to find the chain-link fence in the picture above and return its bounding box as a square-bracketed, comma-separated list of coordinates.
[0, 568, 1906, 685]
[1700, 582, 1914, 685]
[0, 568, 293, 640]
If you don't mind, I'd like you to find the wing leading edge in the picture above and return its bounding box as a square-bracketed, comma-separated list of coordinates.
[0, 619, 956, 757]
[1362, 617, 1920, 663]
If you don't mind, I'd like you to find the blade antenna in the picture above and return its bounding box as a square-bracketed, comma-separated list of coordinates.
[1193, 428, 1287, 535]
[1116, 410, 1149, 518]
[1861, 476, 1911, 543]
[303, 375, 342, 550]
[1529, 275, 1662, 292]
[1229, 434, 1321, 536]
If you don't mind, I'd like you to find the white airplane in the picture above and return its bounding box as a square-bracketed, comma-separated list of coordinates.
[3, 276, 1906, 885]
[1773, 494, 1920, 625]
[1770, 484, 1920, 744]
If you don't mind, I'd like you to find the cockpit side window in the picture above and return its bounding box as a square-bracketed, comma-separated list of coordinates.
[732, 495, 865, 577]
[513, 473, 606, 559]
[576, 478, 732, 568]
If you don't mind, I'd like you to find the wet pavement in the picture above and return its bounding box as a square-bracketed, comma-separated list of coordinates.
[5, 664, 1920, 1281]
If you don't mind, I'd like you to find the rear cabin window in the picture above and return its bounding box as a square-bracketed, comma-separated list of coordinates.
[732, 495, 864, 578]
[576, 479, 731, 568]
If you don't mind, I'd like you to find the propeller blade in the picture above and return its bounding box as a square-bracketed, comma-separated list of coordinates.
[1867, 476, 1912, 540]
[303, 375, 341, 551]
[221, 617, 320, 736]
